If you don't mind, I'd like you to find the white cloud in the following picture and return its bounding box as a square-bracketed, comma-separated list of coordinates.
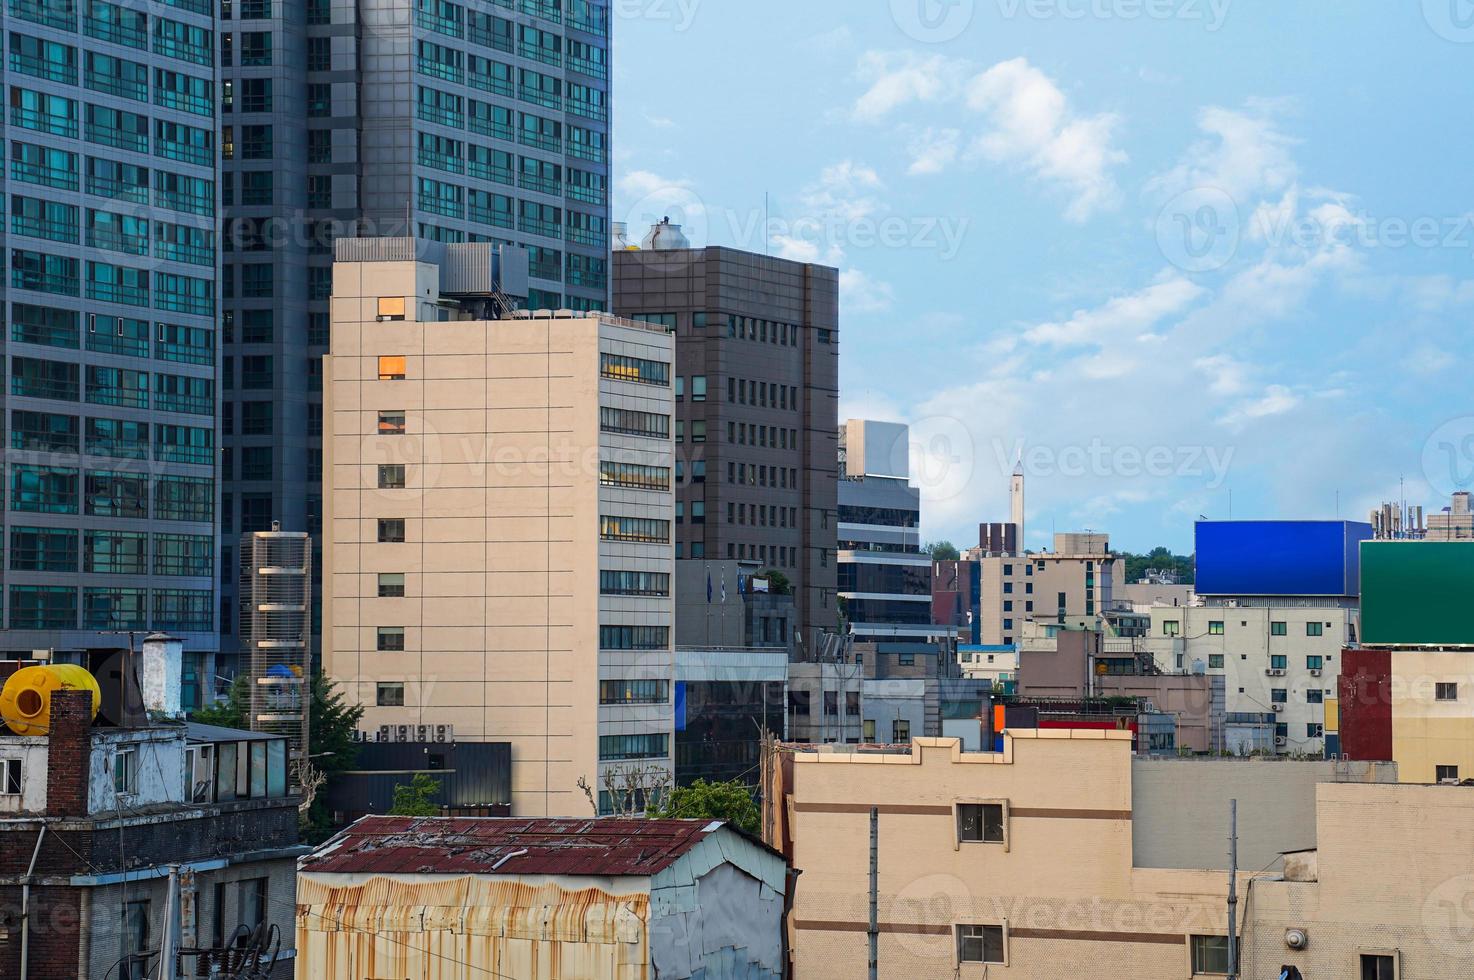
[1148, 102, 1299, 205]
[1022, 276, 1204, 347]
[1403, 344, 1456, 376]
[907, 128, 962, 176]
[841, 268, 895, 314]
[1192, 354, 1251, 396]
[642, 111, 677, 129]
[851, 51, 966, 122]
[965, 58, 1126, 222]
[1218, 385, 1300, 429]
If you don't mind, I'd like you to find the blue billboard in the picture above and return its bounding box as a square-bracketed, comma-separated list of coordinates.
[1194, 520, 1373, 597]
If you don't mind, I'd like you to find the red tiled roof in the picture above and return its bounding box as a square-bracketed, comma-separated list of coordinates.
[302, 816, 730, 877]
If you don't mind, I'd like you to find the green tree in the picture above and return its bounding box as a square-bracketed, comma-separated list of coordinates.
[924, 540, 961, 561]
[758, 569, 792, 595]
[389, 772, 442, 816]
[191, 673, 248, 728]
[1119, 547, 1194, 584]
[647, 779, 760, 834]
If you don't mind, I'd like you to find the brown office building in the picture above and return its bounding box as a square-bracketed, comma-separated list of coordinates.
[614, 237, 840, 651]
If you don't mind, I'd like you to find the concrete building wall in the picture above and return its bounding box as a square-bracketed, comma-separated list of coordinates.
[324, 255, 674, 815]
[1386, 649, 1474, 784]
[1146, 603, 1352, 755]
[1131, 758, 1397, 871]
[780, 734, 1233, 979]
[1241, 782, 1474, 980]
[86, 728, 184, 812]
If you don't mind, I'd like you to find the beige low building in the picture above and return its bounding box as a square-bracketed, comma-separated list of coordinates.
[763, 731, 1419, 979]
[324, 239, 676, 816]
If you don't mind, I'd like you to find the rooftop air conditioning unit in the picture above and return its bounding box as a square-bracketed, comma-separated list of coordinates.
[1272, 703, 1285, 713]
[1274, 736, 1288, 747]
[377, 726, 391, 742]
[416, 724, 431, 742]
[435, 725, 453, 743]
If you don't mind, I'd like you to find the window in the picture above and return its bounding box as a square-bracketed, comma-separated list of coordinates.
[1190, 934, 1229, 975]
[1437, 765, 1460, 782]
[1306, 723, 1323, 738]
[892, 720, 910, 743]
[377, 626, 405, 651]
[1208, 654, 1224, 669]
[957, 924, 1004, 965]
[600, 352, 669, 386]
[1208, 621, 1224, 635]
[378, 573, 405, 597]
[2, 759, 20, 795]
[599, 570, 670, 596]
[11, 464, 79, 514]
[599, 679, 669, 704]
[378, 464, 406, 489]
[1271, 621, 1287, 636]
[1306, 622, 1324, 637]
[1306, 689, 1323, 704]
[1270, 654, 1288, 670]
[1437, 682, 1459, 701]
[1306, 655, 1323, 671]
[1162, 620, 1180, 637]
[378, 519, 405, 542]
[120, 899, 150, 980]
[10, 526, 79, 572]
[957, 802, 1004, 843]
[599, 461, 670, 491]
[378, 355, 406, 380]
[598, 733, 668, 761]
[114, 746, 138, 794]
[598, 626, 669, 650]
[376, 682, 405, 707]
[1360, 953, 1396, 980]
[599, 515, 669, 543]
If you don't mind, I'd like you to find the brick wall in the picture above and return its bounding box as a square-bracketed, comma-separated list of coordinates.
[46, 690, 92, 817]
[1338, 647, 1393, 761]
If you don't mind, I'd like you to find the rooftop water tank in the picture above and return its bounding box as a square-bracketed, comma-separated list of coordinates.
[1, 664, 102, 735]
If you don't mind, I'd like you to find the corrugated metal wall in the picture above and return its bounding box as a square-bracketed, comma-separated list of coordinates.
[297, 875, 651, 980]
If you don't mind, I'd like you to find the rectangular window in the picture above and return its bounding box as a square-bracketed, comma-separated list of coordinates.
[378, 411, 407, 435]
[377, 573, 405, 598]
[1437, 765, 1460, 782]
[1208, 621, 1224, 635]
[599, 679, 669, 705]
[1191, 935, 1229, 975]
[377, 519, 406, 542]
[1270, 654, 1288, 670]
[599, 570, 671, 596]
[597, 732, 669, 761]
[10, 410, 78, 454]
[10, 526, 79, 572]
[377, 464, 406, 489]
[1208, 654, 1224, 669]
[378, 355, 406, 380]
[376, 682, 405, 707]
[598, 625, 670, 650]
[2, 759, 21, 795]
[598, 461, 670, 491]
[1306, 655, 1324, 671]
[1437, 682, 1459, 701]
[1162, 620, 1180, 637]
[85, 530, 146, 574]
[377, 626, 405, 651]
[599, 516, 669, 544]
[1359, 953, 1396, 980]
[1270, 621, 1287, 636]
[152, 589, 211, 630]
[957, 803, 1004, 843]
[893, 719, 910, 743]
[154, 475, 212, 522]
[600, 407, 670, 439]
[11, 464, 79, 513]
[957, 924, 1004, 965]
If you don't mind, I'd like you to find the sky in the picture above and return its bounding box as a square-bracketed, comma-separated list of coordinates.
[611, 1, 1474, 554]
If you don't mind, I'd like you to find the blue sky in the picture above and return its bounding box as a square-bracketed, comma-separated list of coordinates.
[612, 1, 1474, 553]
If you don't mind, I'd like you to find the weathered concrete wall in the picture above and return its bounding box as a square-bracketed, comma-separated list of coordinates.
[0, 738, 49, 813]
[1131, 757, 1397, 871]
[88, 728, 185, 813]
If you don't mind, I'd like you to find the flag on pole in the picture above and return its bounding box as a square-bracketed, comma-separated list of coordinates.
[720, 572, 727, 603]
[706, 569, 712, 604]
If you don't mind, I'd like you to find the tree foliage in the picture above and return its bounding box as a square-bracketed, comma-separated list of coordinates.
[647, 779, 760, 835]
[389, 772, 442, 816]
[924, 540, 961, 561]
[758, 569, 792, 595]
[191, 673, 249, 728]
[1119, 547, 1195, 584]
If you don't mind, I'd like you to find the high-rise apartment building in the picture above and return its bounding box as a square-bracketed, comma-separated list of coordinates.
[324, 238, 672, 816]
[837, 419, 933, 640]
[218, 0, 612, 668]
[612, 240, 840, 651]
[0, 0, 220, 692]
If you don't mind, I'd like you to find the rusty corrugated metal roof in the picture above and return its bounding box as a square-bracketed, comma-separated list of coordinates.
[302, 816, 729, 877]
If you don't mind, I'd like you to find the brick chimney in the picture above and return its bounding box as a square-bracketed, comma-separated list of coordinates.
[46, 689, 93, 817]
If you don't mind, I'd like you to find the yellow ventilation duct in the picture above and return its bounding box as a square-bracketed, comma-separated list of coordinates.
[0, 665, 102, 735]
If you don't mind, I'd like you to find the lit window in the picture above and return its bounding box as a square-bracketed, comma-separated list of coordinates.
[377, 296, 406, 319]
[377, 355, 406, 380]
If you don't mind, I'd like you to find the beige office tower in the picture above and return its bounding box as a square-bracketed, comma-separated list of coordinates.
[325, 239, 676, 817]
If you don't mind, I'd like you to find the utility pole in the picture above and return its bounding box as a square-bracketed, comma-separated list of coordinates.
[160, 864, 180, 980]
[1226, 799, 1238, 980]
[868, 806, 878, 980]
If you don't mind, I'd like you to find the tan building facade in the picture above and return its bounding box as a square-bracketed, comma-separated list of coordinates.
[962, 534, 1120, 647]
[325, 241, 676, 816]
[766, 733, 1449, 979]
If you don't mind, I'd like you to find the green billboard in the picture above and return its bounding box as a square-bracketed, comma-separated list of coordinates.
[1361, 541, 1474, 646]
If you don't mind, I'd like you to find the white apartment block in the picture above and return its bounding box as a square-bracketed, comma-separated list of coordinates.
[324, 239, 675, 816]
[1144, 603, 1355, 755]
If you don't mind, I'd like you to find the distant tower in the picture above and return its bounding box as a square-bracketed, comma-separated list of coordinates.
[1010, 455, 1026, 553]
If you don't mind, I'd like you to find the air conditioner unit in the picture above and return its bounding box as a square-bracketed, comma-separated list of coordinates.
[377, 726, 391, 742]
[1441, 778, 1461, 785]
[435, 725, 452, 743]
[1266, 668, 1286, 676]
[1274, 736, 1287, 747]
[395, 725, 410, 742]
[1271, 703, 1285, 713]
[416, 724, 431, 742]
[1309, 669, 1322, 677]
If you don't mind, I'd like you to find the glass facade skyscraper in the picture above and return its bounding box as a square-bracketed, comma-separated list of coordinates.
[1, 0, 220, 696]
[218, 0, 611, 667]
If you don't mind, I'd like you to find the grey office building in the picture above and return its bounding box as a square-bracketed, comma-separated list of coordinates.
[613, 239, 840, 653]
[1, 0, 220, 698]
[219, 0, 611, 665]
